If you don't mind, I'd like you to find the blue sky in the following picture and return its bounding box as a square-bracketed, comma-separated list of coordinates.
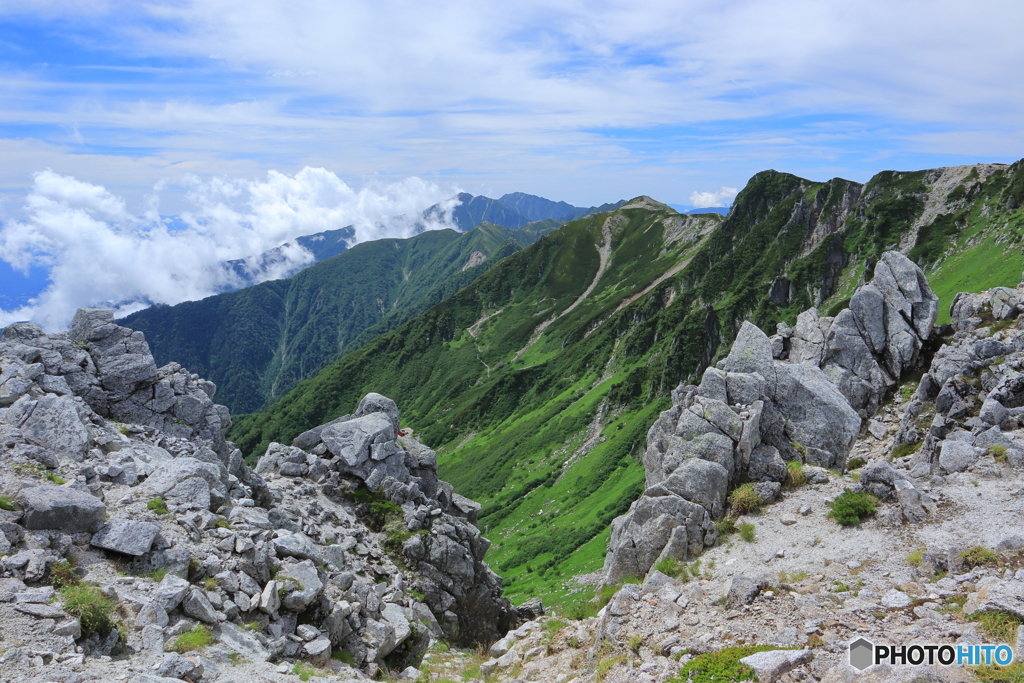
[1, 0, 1023, 328]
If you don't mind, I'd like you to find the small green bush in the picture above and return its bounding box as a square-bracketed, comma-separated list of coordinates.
[332, 649, 355, 664]
[729, 484, 761, 515]
[827, 489, 878, 526]
[669, 644, 775, 683]
[60, 585, 119, 635]
[0, 495, 16, 511]
[628, 633, 643, 654]
[49, 560, 80, 589]
[738, 523, 756, 542]
[962, 546, 999, 568]
[990, 445, 1009, 463]
[171, 624, 213, 652]
[147, 498, 169, 515]
[906, 549, 924, 567]
[846, 457, 866, 470]
[42, 472, 66, 485]
[655, 557, 691, 582]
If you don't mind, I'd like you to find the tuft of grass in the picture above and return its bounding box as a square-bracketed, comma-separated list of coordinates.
[147, 498, 169, 515]
[332, 648, 355, 664]
[628, 633, 643, 654]
[203, 577, 218, 591]
[42, 472, 66, 485]
[729, 484, 761, 515]
[968, 611, 1024, 644]
[906, 549, 924, 567]
[990, 445, 1009, 463]
[147, 568, 169, 582]
[738, 523, 756, 543]
[846, 457, 866, 470]
[716, 516, 738, 537]
[655, 557, 691, 582]
[60, 584, 119, 635]
[785, 461, 808, 488]
[292, 662, 317, 681]
[827, 489, 878, 526]
[0, 495, 16, 511]
[962, 546, 1000, 568]
[971, 663, 1024, 682]
[668, 645, 775, 683]
[891, 441, 923, 461]
[171, 624, 213, 653]
[215, 517, 234, 529]
[778, 570, 809, 584]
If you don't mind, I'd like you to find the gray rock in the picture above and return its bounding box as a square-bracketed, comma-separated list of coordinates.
[18, 485, 106, 533]
[278, 560, 324, 612]
[867, 419, 887, 440]
[354, 392, 401, 430]
[153, 574, 191, 611]
[753, 481, 782, 505]
[90, 518, 161, 556]
[182, 587, 220, 624]
[18, 395, 91, 462]
[980, 398, 1010, 427]
[880, 589, 912, 608]
[748, 445, 786, 482]
[154, 653, 198, 680]
[717, 322, 777, 393]
[659, 458, 730, 518]
[939, 440, 979, 473]
[739, 649, 814, 683]
[273, 532, 324, 565]
[773, 363, 861, 460]
[726, 575, 764, 608]
[137, 601, 169, 627]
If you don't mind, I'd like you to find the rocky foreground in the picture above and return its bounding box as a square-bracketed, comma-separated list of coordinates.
[0, 309, 524, 682]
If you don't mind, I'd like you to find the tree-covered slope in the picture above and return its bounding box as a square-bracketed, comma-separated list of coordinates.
[230, 161, 1024, 607]
[120, 222, 552, 413]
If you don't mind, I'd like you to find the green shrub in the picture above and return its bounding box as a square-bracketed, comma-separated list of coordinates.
[962, 546, 999, 568]
[738, 523, 755, 542]
[148, 568, 169, 582]
[147, 498, 169, 515]
[846, 457, 866, 470]
[60, 585, 119, 635]
[171, 625, 213, 652]
[628, 633, 643, 654]
[668, 644, 775, 683]
[906, 549, 924, 567]
[42, 472, 66, 485]
[827, 489, 878, 526]
[728, 484, 761, 515]
[49, 560, 80, 589]
[785, 461, 807, 487]
[990, 445, 1009, 463]
[971, 662, 1024, 682]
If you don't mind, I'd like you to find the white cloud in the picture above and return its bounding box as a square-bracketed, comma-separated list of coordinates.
[0, 168, 459, 330]
[689, 187, 738, 209]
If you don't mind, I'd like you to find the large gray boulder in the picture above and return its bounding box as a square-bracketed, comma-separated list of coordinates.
[90, 519, 161, 556]
[773, 363, 860, 463]
[18, 485, 106, 533]
[13, 395, 90, 461]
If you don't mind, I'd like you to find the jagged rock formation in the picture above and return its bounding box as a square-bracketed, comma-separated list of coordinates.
[602, 252, 937, 584]
[0, 310, 515, 681]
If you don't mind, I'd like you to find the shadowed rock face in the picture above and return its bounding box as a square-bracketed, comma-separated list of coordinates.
[0, 309, 517, 675]
[603, 251, 938, 585]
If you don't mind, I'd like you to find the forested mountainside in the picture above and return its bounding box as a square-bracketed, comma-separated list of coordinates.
[121, 222, 555, 414]
[230, 161, 1024, 606]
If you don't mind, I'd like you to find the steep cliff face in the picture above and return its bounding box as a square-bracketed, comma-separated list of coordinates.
[0, 311, 516, 681]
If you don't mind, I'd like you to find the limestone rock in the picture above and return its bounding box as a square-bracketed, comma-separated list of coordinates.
[90, 518, 161, 556]
[18, 485, 106, 533]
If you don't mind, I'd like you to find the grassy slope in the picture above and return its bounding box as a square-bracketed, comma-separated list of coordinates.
[230, 162, 1024, 609]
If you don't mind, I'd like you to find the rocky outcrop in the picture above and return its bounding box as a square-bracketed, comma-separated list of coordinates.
[603, 252, 938, 584]
[781, 252, 939, 415]
[0, 310, 515, 681]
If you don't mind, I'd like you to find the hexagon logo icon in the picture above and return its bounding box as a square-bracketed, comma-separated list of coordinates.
[849, 637, 874, 670]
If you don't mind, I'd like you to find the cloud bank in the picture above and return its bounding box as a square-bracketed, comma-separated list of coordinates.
[689, 187, 739, 209]
[0, 168, 458, 330]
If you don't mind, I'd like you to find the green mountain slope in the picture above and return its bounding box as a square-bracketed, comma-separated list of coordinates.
[230, 161, 1024, 607]
[120, 222, 554, 414]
